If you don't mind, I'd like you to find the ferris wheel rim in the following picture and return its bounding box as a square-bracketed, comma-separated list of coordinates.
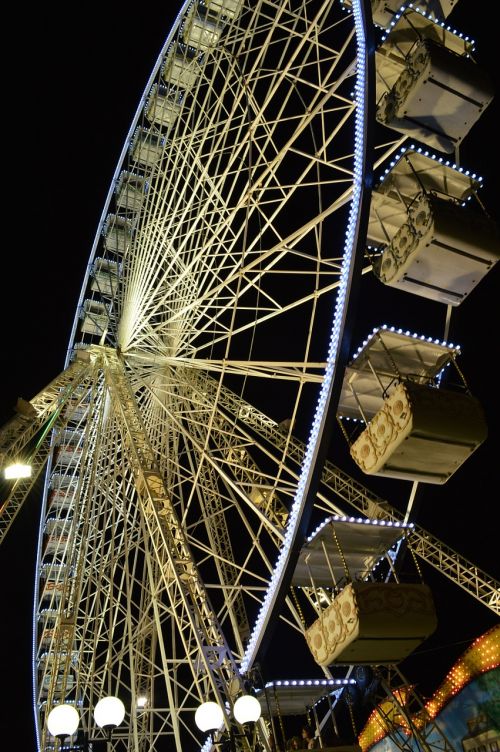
[36, 2, 377, 750]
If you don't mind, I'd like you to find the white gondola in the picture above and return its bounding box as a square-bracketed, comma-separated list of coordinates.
[373, 193, 500, 305]
[115, 171, 148, 214]
[368, 149, 500, 305]
[182, 5, 224, 51]
[48, 490, 73, 514]
[337, 327, 488, 484]
[39, 650, 78, 667]
[39, 621, 74, 652]
[162, 48, 201, 93]
[44, 517, 72, 536]
[39, 654, 77, 699]
[129, 127, 166, 167]
[79, 299, 108, 336]
[49, 478, 78, 513]
[44, 534, 69, 556]
[40, 578, 66, 601]
[58, 429, 83, 445]
[342, 0, 458, 28]
[375, 8, 494, 152]
[102, 213, 133, 255]
[62, 399, 89, 425]
[54, 442, 83, 469]
[350, 380, 487, 482]
[145, 84, 181, 130]
[40, 672, 76, 699]
[40, 562, 72, 581]
[39, 625, 57, 650]
[205, 0, 244, 20]
[90, 257, 120, 298]
[305, 581, 437, 665]
[297, 516, 437, 666]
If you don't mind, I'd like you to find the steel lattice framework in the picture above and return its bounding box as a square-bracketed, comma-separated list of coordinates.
[0, 1, 498, 752]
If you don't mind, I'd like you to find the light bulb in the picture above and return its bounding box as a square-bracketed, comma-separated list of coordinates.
[47, 704, 79, 737]
[4, 462, 32, 479]
[233, 695, 261, 724]
[195, 701, 224, 732]
[94, 696, 125, 729]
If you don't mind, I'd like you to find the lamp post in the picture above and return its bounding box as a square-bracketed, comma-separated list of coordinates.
[47, 697, 125, 750]
[195, 695, 262, 752]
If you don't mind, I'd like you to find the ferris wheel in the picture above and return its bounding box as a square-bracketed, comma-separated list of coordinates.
[0, 1, 498, 751]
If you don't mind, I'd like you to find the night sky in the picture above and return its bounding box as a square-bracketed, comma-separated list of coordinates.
[1, 2, 498, 748]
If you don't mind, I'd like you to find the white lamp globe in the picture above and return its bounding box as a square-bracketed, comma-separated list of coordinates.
[195, 701, 224, 732]
[93, 696, 126, 729]
[233, 695, 261, 724]
[47, 704, 80, 737]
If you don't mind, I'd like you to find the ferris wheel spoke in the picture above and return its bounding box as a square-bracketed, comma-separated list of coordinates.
[127, 365, 299, 539]
[135, 374, 293, 523]
[124, 190, 354, 358]
[117, 15, 358, 354]
[126, 360, 291, 630]
[130, 353, 325, 383]
[177, 425, 287, 649]
[127, 123, 354, 336]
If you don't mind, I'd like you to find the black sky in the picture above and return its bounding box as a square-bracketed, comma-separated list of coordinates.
[1, 2, 499, 748]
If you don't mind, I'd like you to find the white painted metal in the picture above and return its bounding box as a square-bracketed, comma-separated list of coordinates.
[0, 1, 495, 751]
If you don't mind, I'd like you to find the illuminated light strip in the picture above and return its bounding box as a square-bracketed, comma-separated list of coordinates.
[259, 679, 358, 715]
[381, 3, 475, 46]
[265, 679, 356, 687]
[307, 515, 414, 542]
[352, 324, 461, 358]
[241, 0, 368, 673]
[378, 144, 483, 184]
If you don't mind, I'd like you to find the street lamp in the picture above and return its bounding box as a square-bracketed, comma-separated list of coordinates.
[195, 695, 262, 751]
[47, 697, 125, 749]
